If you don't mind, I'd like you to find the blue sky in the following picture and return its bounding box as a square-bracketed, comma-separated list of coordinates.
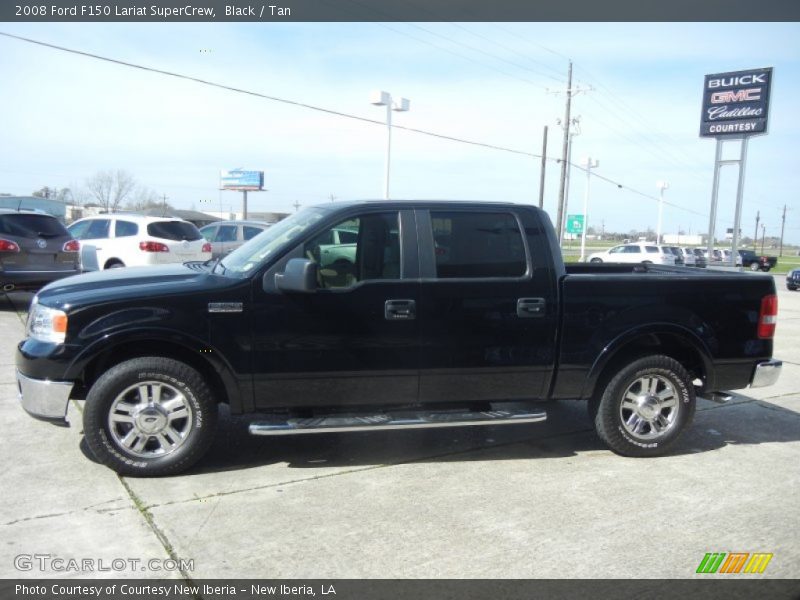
[0, 21, 798, 242]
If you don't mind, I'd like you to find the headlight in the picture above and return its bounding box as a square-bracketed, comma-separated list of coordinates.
[26, 297, 68, 344]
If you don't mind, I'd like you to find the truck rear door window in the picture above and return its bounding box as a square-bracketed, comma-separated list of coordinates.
[430, 211, 526, 278]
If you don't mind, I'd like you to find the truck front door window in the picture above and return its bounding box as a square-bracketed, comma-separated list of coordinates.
[303, 212, 400, 289]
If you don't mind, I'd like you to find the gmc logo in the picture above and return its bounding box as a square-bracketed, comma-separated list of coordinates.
[710, 88, 762, 104]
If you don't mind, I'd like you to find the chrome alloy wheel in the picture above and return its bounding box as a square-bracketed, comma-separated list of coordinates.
[107, 381, 193, 458]
[619, 375, 680, 440]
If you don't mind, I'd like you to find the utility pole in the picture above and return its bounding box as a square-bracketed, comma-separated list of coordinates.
[779, 204, 787, 257]
[554, 61, 573, 244]
[754, 211, 760, 251]
[538, 125, 548, 209]
[293, 199, 301, 212]
[550, 62, 591, 245]
[161, 193, 169, 216]
[760, 223, 766, 254]
[329, 194, 337, 203]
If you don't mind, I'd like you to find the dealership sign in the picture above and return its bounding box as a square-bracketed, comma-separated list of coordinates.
[220, 169, 264, 191]
[700, 67, 772, 137]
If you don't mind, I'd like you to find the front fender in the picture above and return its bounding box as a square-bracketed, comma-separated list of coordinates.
[63, 328, 245, 412]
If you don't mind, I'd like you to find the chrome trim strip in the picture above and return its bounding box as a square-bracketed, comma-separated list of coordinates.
[16, 370, 73, 420]
[249, 409, 547, 436]
[750, 359, 782, 388]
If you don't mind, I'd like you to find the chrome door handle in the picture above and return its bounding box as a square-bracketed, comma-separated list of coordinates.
[517, 297, 545, 318]
[385, 299, 416, 321]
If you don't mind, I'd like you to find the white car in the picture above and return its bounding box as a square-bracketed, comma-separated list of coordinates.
[587, 243, 676, 265]
[67, 214, 211, 270]
[679, 247, 697, 267]
[720, 248, 744, 267]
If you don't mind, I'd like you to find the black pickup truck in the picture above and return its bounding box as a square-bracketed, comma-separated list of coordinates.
[738, 249, 778, 272]
[16, 201, 782, 476]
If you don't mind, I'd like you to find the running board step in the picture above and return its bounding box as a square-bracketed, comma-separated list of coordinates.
[249, 407, 547, 436]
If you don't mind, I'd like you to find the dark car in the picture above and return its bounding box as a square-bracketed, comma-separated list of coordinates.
[0, 210, 81, 291]
[692, 248, 708, 268]
[787, 269, 800, 291]
[665, 246, 684, 266]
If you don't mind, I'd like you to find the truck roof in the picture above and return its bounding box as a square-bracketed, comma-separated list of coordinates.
[311, 199, 533, 211]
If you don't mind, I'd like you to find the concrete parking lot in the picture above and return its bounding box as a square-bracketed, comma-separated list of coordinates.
[1, 276, 799, 581]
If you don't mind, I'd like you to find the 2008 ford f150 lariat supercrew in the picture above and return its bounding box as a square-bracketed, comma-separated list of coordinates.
[16, 201, 782, 476]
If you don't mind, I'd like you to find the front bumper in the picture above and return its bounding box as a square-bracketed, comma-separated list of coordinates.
[16, 370, 73, 420]
[750, 359, 782, 388]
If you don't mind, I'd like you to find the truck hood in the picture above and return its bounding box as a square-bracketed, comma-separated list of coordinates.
[36, 263, 238, 310]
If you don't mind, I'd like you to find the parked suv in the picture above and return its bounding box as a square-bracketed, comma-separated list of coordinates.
[587, 243, 675, 265]
[692, 248, 707, 268]
[0, 209, 81, 291]
[200, 220, 271, 259]
[678, 247, 696, 267]
[663, 246, 684, 266]
[68, 214, 211, 270]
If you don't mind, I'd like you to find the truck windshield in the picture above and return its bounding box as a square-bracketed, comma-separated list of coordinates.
[215, 207, 329, 277]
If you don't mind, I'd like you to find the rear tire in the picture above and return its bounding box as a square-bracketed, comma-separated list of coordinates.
[750, 262, 760, 272]
[590, 258, 603, 263]
[106, 260, 125, 269]
[590, 355, 695, 457]
[83, 357, 218, 476]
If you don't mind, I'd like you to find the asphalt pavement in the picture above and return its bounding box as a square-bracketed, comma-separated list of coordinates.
[1, 275, 798, 581]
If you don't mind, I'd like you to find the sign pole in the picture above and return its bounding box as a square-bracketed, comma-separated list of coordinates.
[243, 190, 248, 220]
[730, 138, 749, 266]
[706, 139, 723, 261]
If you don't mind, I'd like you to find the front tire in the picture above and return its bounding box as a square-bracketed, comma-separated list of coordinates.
[750, 262, 760, 272]
[591, 355, 695, 457]
[83, 357, 218, 476]
[590, 258, 603, 263]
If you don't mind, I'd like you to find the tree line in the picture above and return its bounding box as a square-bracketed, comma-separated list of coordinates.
[25, 170, 173, 213]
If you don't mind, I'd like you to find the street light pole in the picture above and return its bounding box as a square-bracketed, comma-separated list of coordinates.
[656, 180, 669, 244]
[370, 90, 410, 200]
[579, 157, 599, 262]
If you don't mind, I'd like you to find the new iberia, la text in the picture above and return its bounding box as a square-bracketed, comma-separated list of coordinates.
[16, 583, 336, 597]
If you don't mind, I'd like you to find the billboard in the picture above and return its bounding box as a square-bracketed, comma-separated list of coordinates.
[220, 169, 264, 191]
[700, 67, 772, 137]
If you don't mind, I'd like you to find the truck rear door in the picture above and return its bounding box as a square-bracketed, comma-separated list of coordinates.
[415, 206, 559, 402]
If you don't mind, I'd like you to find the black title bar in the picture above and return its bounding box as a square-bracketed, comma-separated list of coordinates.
[2, 0, 800, 22]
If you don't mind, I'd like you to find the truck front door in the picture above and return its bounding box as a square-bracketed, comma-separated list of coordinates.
[250, 209, 420, 409]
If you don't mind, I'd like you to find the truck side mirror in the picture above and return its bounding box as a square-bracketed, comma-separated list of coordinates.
[274, 258, 318, 293]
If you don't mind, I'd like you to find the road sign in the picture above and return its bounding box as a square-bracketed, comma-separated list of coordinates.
[566, 214, 584, 234]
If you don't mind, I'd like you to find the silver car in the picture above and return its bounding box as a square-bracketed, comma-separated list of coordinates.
[200, 220, 271, 259]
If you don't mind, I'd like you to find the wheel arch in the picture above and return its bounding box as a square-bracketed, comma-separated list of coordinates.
[67, 334, 243, 412]
[582, 325, 714, 401]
